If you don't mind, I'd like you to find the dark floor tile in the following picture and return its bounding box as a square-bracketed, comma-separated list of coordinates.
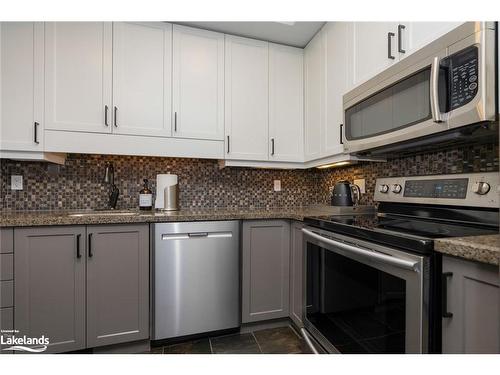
[210, 333, 261, 354]
[142, 346, 164, 354]
[253, 326, 304, 354]
[164, 338, 212, 354]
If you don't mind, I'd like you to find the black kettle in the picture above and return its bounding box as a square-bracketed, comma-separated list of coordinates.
[331, 180, 361, 206]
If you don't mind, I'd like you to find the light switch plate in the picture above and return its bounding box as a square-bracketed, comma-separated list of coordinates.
[11, 175, 23, 190]
[354, 178, 365, 194]
[273, 180, 281, 192]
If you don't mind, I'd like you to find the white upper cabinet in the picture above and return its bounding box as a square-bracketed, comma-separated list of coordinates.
[44, 22, 112, 133]
[349, 22, 399, 87]
[113, 22, 172, 137]
[304, 28, 326, 161]
[324, 22, 350, 156]
[172, 25, 224, 140]
[224, 35, 269, 161]
[0, 22, 44, 151]
[269, 43, 304, 162]
[399, 22, 464, 59]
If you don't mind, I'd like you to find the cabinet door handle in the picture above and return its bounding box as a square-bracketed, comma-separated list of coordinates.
[174, 112, 177, 132]
[442, 272, 453, 318]
[113, 106, 118, 127]
[104, 105, 109, 126]
[271, 138, 275, 156]
[339, 124, 344, 145]
[398, 24, 406, 53]
[387, 32, 396, 60]
[88, 233, 94, 258]
[227, 135, 230, 154]
[34, 122, 40, 144]
[76, 234, 82, 258]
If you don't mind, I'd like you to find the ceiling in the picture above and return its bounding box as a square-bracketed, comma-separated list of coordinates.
[176, 22, 325, 48]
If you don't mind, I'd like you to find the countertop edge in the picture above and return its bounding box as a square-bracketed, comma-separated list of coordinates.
[434, 235, 500, 267]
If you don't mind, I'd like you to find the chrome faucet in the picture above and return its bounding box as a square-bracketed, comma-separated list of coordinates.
[103, 162, 119, 209]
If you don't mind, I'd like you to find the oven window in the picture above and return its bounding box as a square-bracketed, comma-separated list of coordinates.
[306, 243, 406, 353]
[345, 68, 432, 140]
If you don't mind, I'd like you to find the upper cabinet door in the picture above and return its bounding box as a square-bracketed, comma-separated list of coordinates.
[172, 25, 224, 140]
[304, 29, 326, 161]
[0, 22, 44, 151]
[399, 22, 464, 59]
[269, 43, 304, 162]
[225, 35, 269, 161]
[112, 22, 172, 137]
[44, 22, 112, 133]
[324, 22, 350, 156]
[349, 22, 399, 86]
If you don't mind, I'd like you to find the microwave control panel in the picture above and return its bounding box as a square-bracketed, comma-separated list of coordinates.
[444, 46, 479, 110]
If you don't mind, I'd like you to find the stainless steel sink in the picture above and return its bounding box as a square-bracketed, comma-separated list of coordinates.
[67, 211, 140, 217]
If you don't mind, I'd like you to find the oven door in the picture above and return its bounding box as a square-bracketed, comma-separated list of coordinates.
[302, 227, 429, 354]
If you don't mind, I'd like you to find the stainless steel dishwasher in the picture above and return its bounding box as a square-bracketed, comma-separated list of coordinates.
[152, 221, 240, 340]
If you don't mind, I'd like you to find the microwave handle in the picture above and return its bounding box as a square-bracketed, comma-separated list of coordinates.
[430, 56, 443, 123]
[302, 228, 419, 272]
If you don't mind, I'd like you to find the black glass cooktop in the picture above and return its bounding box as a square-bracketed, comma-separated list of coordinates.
[304, 212, 499, 255]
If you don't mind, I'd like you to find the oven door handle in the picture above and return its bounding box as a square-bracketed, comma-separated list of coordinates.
[302, 228, 419, 272]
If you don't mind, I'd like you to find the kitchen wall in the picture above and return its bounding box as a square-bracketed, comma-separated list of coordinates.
[0, 143, 498, 211]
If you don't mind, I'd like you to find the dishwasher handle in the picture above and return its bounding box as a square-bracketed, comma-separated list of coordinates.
[302, 228, 419, 272]
[161, 231, 233, 240]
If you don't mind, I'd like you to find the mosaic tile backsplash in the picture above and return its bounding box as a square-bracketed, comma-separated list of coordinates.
[0, 143, 498, 211]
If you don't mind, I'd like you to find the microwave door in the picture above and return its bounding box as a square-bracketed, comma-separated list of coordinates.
[343, 64, 449, 153]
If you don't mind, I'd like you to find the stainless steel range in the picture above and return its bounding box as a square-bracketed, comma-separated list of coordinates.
[301, 172, 499, 354]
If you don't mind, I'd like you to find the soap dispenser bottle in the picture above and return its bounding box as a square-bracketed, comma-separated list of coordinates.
[139, 179, 153, 210]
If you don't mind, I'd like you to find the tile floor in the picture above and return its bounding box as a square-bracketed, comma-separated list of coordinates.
[147, 326, 312, 354]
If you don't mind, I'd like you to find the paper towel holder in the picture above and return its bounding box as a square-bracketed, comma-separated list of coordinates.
[155, 173, 179, 211]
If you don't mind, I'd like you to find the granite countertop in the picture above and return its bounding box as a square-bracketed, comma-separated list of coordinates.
[0, 205, 361, 228]
[435, 235, 500, 266]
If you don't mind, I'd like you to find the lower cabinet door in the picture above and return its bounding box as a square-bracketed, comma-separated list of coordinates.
[86, 224, 149, 348]
[14, 226, 86, 353]
[442, 255, 500, 353]
[242, 220, 290, 323]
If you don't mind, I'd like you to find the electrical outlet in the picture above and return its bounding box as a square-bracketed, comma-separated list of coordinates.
[273, 180, 281, 192]
[11, 175, 23, 190]
[354, 178, 365, 194]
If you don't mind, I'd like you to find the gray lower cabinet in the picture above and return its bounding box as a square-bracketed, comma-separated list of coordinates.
[242, 220, 290, 323]
[289, 221, 304, 327]
[442, 255, 499, 353]
[14, 224, 149, 353]
[14, 226, 86, 353]
[86, 224, 149, 348]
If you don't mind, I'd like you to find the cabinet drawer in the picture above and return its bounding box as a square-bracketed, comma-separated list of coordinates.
[0, 254, 14, 280]
[1, 281, 14, 308]
[0, 229, 14, 254]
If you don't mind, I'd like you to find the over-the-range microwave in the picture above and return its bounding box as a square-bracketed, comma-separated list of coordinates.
[343, 22, 497, 156]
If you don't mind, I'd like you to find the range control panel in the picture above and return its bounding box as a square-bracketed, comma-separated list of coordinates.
[404, 178, 468, 199]
[442, 45, 479, 110]
[374, 172, 498, 208]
